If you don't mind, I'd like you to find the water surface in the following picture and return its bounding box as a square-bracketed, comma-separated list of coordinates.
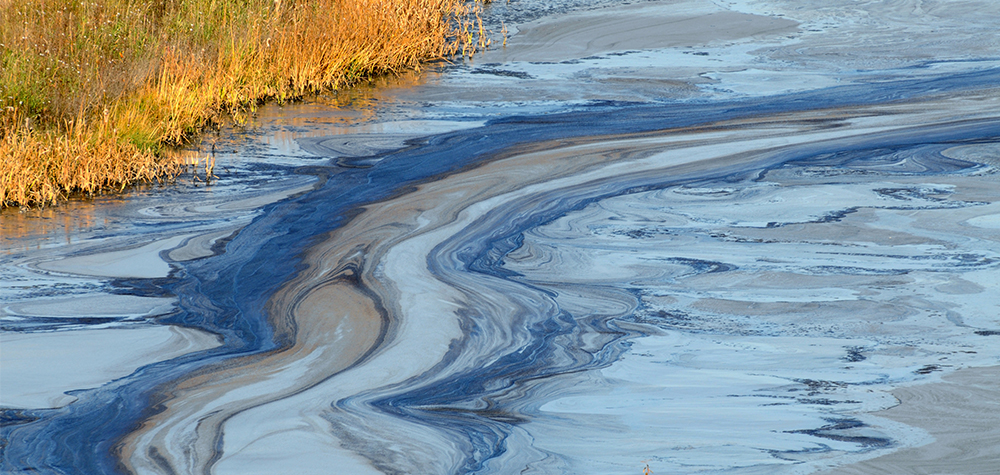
[2, 1, 999, 474]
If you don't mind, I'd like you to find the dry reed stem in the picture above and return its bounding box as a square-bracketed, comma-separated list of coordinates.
[1, 0, 491, 207]
[1, 108, 179, 207]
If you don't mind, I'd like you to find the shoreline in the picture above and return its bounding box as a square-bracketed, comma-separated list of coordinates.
[0, 0, 486, 208]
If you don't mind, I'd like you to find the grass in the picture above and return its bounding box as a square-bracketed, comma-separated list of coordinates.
[1, 0, 491, 207]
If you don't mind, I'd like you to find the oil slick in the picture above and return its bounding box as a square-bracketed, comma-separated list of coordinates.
[3, 0, 1000, 474]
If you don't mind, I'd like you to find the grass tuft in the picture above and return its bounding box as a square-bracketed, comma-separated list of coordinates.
[1, 0, 489, 207]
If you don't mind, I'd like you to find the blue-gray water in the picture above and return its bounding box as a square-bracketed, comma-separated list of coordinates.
[2, 1, 999, 474]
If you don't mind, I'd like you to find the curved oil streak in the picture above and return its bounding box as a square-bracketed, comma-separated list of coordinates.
[2, 70, 999, 474]
[209, 106, 998, 473]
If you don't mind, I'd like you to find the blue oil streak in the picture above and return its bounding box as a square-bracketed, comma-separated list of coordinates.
[2, 68, 999, 474]
[380, 119, 999, 473]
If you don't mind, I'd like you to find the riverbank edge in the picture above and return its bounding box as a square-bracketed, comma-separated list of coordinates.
[0, 0, 491, 208]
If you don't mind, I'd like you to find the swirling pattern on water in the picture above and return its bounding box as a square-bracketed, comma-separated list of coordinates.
[3, 1, 1000, 474]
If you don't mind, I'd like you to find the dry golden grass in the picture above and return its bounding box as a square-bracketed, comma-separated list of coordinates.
[1, 0, 490, 207]
[1, 110, 179, 206]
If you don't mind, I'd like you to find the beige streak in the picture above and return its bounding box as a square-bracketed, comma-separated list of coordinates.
[119, 275, 384, 474]
[119, 121, 790, 474]
[482, 2, 798, 62]
[822, 366, 1000, 475]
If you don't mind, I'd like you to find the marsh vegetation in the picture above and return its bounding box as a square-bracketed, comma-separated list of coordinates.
[1, 0, 489, 207]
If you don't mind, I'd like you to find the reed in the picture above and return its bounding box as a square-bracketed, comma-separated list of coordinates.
[1, 0, 488, 207]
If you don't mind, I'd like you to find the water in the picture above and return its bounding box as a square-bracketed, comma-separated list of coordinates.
[2, 1, 1000, 474]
